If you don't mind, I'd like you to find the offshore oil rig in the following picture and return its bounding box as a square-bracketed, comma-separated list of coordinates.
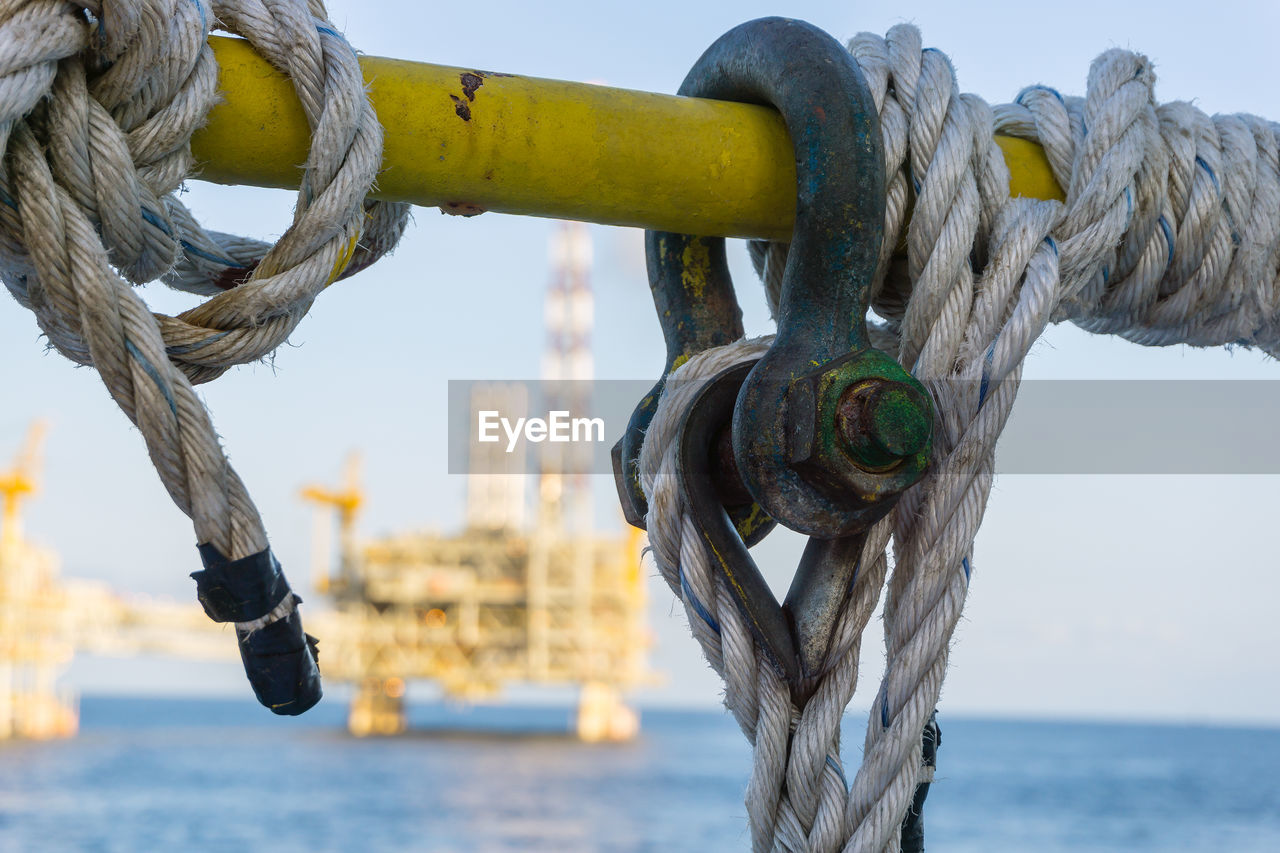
[302, 448, 649, 741]
[302, 222, 651, 740]
[1, 223, 652, 742]
[0, 420, 75, 740]
[0, 422, 234, 740]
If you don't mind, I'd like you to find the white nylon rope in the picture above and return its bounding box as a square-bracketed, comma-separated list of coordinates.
[642, 24, 1280, 853]
[0, 0, 408, 637]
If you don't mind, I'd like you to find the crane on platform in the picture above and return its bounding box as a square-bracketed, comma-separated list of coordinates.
[0, 420, 47, 549]
[300, 452, 363, 594]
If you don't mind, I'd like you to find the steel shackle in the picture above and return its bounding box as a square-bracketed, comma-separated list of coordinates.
[614, 16, 933, 541]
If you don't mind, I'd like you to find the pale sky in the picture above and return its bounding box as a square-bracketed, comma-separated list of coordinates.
[3, 0, 1279, 726]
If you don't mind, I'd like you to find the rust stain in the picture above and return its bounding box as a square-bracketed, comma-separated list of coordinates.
[440, 202, 486, 217]
[460, 71, 485, 101]
[212, 260, 259, 291]
[449, 94, 471, 121]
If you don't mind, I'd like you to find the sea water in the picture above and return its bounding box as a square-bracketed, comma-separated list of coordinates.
[0, 697, 1277, 852]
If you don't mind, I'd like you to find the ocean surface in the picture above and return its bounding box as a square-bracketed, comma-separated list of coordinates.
[1, 696, 1277, 852]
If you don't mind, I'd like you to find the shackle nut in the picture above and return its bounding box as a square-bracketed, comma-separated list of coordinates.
[836, 381, 932, 471]
[783, 348, 933, 515]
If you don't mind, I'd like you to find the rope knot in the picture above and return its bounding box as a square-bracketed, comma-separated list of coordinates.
[1, 0, 407, 710]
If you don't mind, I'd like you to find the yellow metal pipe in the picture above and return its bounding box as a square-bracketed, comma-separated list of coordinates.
[191, 36, 1064, 242]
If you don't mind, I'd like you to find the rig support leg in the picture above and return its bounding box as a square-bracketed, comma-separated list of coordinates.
[348, 677, 407, 737]
[576, 682, 639, 742]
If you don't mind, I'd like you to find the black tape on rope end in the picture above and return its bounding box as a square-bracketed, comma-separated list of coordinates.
[192, 544, 323, 716]
[900, 710, 940, 853]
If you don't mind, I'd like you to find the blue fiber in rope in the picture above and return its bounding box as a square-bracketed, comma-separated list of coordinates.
[165, 330, 231, 356]
[1017, 85, 1066, 106]
[1195, 156, 1220, 193]
[826, 754, 849, 791]
[120, 203, 250, 273]
[139, 206, 171, 235]
[679, 567, 721, 636]
[977, 341, 996, 409]
[189, 0, 207, 33]
[181, 239, 246, 268]
[124, 337, 178, 418]
[315, 25, 359, 59]
[1158, 215, 1174, 267]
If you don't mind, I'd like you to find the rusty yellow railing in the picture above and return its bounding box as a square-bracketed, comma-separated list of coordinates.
[191, 36, 1064, 242]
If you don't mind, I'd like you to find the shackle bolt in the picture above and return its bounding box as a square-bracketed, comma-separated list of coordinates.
[835, 381, 932, 471]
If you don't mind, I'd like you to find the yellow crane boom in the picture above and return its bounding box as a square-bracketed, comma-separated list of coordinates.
[0, 421, 47, 547]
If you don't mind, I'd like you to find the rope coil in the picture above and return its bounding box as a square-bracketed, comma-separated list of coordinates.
[642, 23, 1280, 853]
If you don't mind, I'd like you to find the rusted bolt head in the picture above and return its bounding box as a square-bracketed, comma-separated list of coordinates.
[836, 381, 932, 470]
[776, 349, 933, 532]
